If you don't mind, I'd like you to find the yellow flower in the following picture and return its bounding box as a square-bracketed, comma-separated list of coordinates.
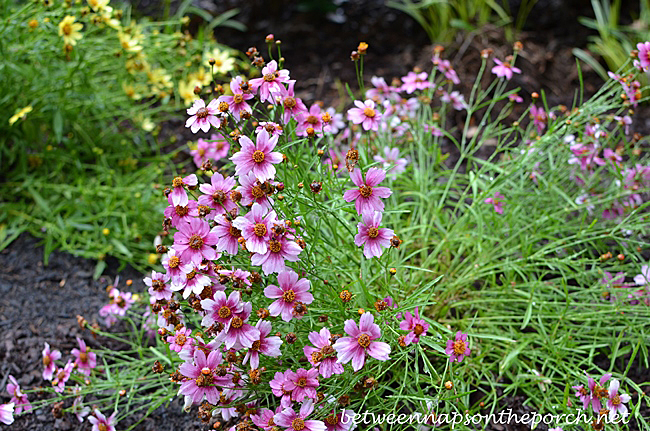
[121, 82, 144, 101]
[148, 68, 173, 90]
[9, 105, 33, 126]
[28, 19, 38, 29]
[87, 0, 112, 13]
[188, 67, 212, 87]
[58, 16, 83, 46]
[118, 31, 142, 53]
[178, 79, 199, 106]
[204, 47, 235, 74]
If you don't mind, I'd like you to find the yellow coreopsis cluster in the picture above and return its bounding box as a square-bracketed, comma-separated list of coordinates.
[58, 15, 83, 46]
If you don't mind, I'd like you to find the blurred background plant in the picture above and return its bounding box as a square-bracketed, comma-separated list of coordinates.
[0, 0, 246, 274]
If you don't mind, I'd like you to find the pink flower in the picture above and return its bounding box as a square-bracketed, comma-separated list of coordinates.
[324, 107, 346, 134]
[243, 320, 283, 369]
[572, 383, 591, 410]
[252, 407, 283, 431]
[637, 41, 650, 70]
[237, 172, 274, 210]
[201, 290, 244, 327]
[264, 270, 313, 322]
[177, 349, 224, 406]
[606, 379, 631, 421]
[99, 288, 135, 326]
[441, 90, 467, 110]
[169, 174, 197, 207]
[484, 192, 505, 214]
[256, 121, 284, 137]
[285, 368, 319, 402]
[373, 147, 408, 179]
[198, 172, 237, 217]
[303, 327, 344, 378]
[323, 409, 356, 431]
[435, 59, 461, 84]
[273, 399, 326, 431]
[71, 337, 97, 376]
[218, 76, 254, 121]
[568, 142, 605, 171]
[144, 270, 172, 301]
[347, 99, 382, 131]
[251, 235, 303, 275]
[354, 211, 394, 259]
[167, 327, 194, 353]
[529, 105, 547, 134]
[232, 203, 278, 254]
[164, 196, 199, 228]
[173, 218, 219, 265]
[52, 360, 74, 393]
[508, 93, 523, 103]
[613, 115, 632, 135]
[250, 60, 291, 103]
[333, 312, 391, 372]
[42, 342, 61, 381]
[366, 76, 398, 102]
[212, 215, 241, 255]
[296, 104, 325, 136]
[280, 81, 308, 124]
[400, 71, 431, 94]
[343, 168, 392, 215]
[230, 129, 283, 182]
[634, 265, 650, 285]
[6, 376, 31, 414]
[191, 136, 217, 168]
[0, 403, 14, 425]
[162, 248, 192, 284]
[270, 371, 294, 408]
[491, 58, 521, 80]
[216, 302, 260, 349]
[399, 307, 429, 345]
[186, 98, 221, 134]
[89, 409, 117, 431]
[445, 331, 470, 362]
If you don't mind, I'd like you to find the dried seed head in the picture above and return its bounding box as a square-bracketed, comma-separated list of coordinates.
[374, 299, 388, 312]
[350, 51, 360, 61]
[285, 332, 297, 344]
[339, 290, 352, 302]
[310, 181, 322, 194]
[152, 360, 164, 373]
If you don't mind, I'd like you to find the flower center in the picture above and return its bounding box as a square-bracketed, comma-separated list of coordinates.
[175, 205, 189, 216]
[195, 373, 213, 387]
[219, 101, 229, 112]
[284, 97, 296, 109]
[233, 94, 244, 104]
[291, 418, 306, 431]
[212, 190, 226, 203]
[264, 124, 276, 133]
[282, 289, 296, 303]
[228, 226, 241, 238]
[231, 316, 244, 329]
[363, 107, 376, 118]
[269, 239, 282, 253]
[189, 234, 204, 250]
[359, 185, 373, 198]
[218, 306, 232, 319]
[268, 417, 275, 426]
[252, 150, 265, 163]
[98, 424, 108, 431]
[414, 324, 425, 335]
[611, 395, 621, 406]
[251, 185, 265, 199]
[175, 334, 187, 346]
[152, 280, 165, 292]
[57, 370, 66, 381]
[325, 414, 339, 425]
[196, 107, 209, 119]
[79, 352, 88, 363]
[321, 345, 335, 356]
[168, 256, 180, 268]
[43, 356, 51, 366]
[296, 377, 307, 388]
[263, 74, 275, 82]
[186, 270, 196, 281]
[358, 333, 372, 348]
[368, 227, 379, 238]
[307, 115, 319, 125]
[253, 223, 267, 237]
[311, 351, 323, 364]
[172, 176, 184, 188]
[453, 340, 467, 355]
[251, 340, 261, 351]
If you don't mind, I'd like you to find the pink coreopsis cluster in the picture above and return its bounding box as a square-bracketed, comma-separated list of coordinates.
[573, 373, 631, 421]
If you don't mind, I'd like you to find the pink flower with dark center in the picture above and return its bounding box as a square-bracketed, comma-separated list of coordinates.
[256, 121, 284, 137]
[250, 60, 290, 103]
[280, 81, 308, 124]
[232, 203, 277, 254]
[164, 196, 199, 228]
[296, 104, 326, 136]
[52, 360, 74, 393]
[568, 143, 605, 171]
[173, 218, 219, 265]
[88, 409, 117, 431]
[170, 174, 197, 207]
[252, 407, 283, 431]
[270, 371, 294, 408]
[71, 337, 97, 376]
[347, 99, 382, 131]
[167, 327, 194, 353]
[218, 76, 254, 121]
[445, 331, 470, 362]
[216, 302, 260, 349]
[186, 98, 221, 133]
[191, 137, 217, 168]
[273, 399, 326, 431]
[243, 320, 283, 369]
[178, 349, 224, 406]
[99, 288, 135, 326]
[484, 192, 505, 214]
[354, 211, 394, 259]
[231, 129, 283, 182]
[435, 59, 461, 84]
[333, 312, 391, 371]
[144, 270, 172, 301]
[198, 172, 237, 217]
[637, 41, 650, 70]
[400, 71, 431, 94]
[606, 379, 631, 420]
[0, 403, 14, 426]
[323, 409, 356, 431]
[584, 372, 613, 413]
[303, 327, 344, 378]
[634, 265, 650, 286]
[491, 58, 521, 80]
[6, 376, 31, 414]
[374, 147, 408, 179]
[530, 105, 547, 134]
[366, 76, 398, 102]
[265, 270, 313, 322]
[399, 307, 429, 345]
[572, 383, 591, 410]
[441, 90, 467, 110]
[237, 172, 274, 209]
[219, 268, 251, 289]
[324, 107, 346, 134]
[343, 168, 392, 215]
[162, 248, 192, 284]
[42, 342, 61, 381]
[201, 290, 244, 327]
[285, 368, 319, 402]
[251, 235, 303, 275]
[509, 93, 524, 103]
[213, 215, 241, 255]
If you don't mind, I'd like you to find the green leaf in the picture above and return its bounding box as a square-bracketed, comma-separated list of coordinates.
[93, 259, 107, 280]
[53, 109, 63, 143]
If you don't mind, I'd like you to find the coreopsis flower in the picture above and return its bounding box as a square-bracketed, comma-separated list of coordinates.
[58, 16, 83, 46]
[296, 104, 326, 136]
[167, 327, 194, 353]
[71, 337, 97, 376]
[218, 76, 254, 121]
[606, 379, 631, 420]
[250, 60, 290, 103]
[204, 47, 235, 74]
[251, 235, 303, 275]
[256, 121, 284, 137]
[347, 99, 382, 131]
[201, 290, 244, 327]
[273, 399, 326, 431]
[232, 203, 278, 254]
[178, 79, 199, 107]
[6, 376, 31, 414]
[484, 192, 505, 214]
[445, 331, 470, 362]
[573, 383, 591, 410]
[270, 371, 294, 408]
[52, 360, 74, 393]
[173, 218, 219, 265]
[71, 387, 90, 423]
[280, 81, 308, 124]
[441, 90, 467, 111]
[637, 41, 650, 70]
[162, 248, 192, 284]
[198, 172, 237, 217]
[613, 115, 632, 135]
[230, 129, 283, 182]
[400, 71, 432, 94]
[508, 93, 524, 103]
[252, 407, 283, 431]
[89, 409, 117, 431]
[243, 320, 283, 369]
[334, 312, 391, 372]
[186, 99, 221, 134]
[568, 143, 605, 171]
[354, 211, 395, 259]
[634, 265, 649, 285]
[436, 59, 460, 84]
[171, 264, 212, 299]
[303, 327, 344, 378]
[212, 215, 241, 255]
[285, 368, 319, 402]
[178, 349, 224, 405]
[8, 105, 32, 126]
[323, 409, 356, 431]
[529, 105, 547, 134]
[144, 270, 172, 301]
[399, 307, 429, 345]
[42, 342, 61, 381]
[264, 270, 314, 322]
[366, 76, 398, 102]
[237, 172, 274, 209]
[491, 58, 521, 80]
[324, 107, 346, 134]
[164, 196, 199, 228]
[343, 167, 392, 215]
[170, 173, 198, 207]
[191, 136, 218, 168]
[99, 288, 135, 326]
[0, 403, 14, 426]
[216, 302, 260, 349]
[373, 147, 408, 179]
